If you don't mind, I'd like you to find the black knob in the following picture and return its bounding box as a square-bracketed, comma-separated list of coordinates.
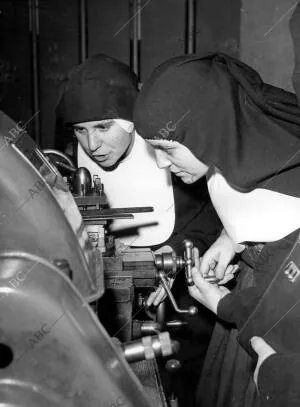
[165, 358, 182, 374]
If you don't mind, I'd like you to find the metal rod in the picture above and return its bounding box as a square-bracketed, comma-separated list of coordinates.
[185, 0, 196, 54]
[81, 207, 154, 216]
[81, 214, 134, 220]
[156, 301, 166, 327]
[29, 0, 41, 144]
[43, 149, 76, 168]
[159, 272, 197, 316]
[130, 0, 141, 80]
[79, 0, 88, 63]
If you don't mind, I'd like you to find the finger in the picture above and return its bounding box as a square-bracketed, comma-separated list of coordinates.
[191, 267, 211, 291]
[153, 287, 167, 306]
[250, 337, 276, 357]
[153, 293, 166, 306]
[193, 247, 201, 270]
[215, 264, 226, 280]
[152, 277, 175, 306]
[218, 264, 239, 284]
[200, 251, 218, 277]
[188, 284, 201, 301]
[147, 287, 163, 306]
[231, 264, 239, 274]
[222, 264, 239, 276]
[218, 273, 235, 285]
[215, 253, 232, 279]
[208, 267, 216, 278]
[146, 291, 157, 306]
[224, 265, 234, 275]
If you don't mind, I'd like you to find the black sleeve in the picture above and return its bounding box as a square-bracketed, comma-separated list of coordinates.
[153, 176, 222, 256]
[257, 353, 300, 407]
[217, 236, 294, 329]
[217, 287, 261, 328]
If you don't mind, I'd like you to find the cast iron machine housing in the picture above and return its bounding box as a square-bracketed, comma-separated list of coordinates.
[0, 111, 182, 407]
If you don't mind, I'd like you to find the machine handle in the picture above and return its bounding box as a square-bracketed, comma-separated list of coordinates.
[184, 239, 220, 285]
[158, 272, 198, 316]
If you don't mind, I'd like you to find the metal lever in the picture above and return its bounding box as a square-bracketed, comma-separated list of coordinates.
[183, 239, 219, 285]
[154, 249, 198, 316]
[183, 239, 194, 286]
[158, 272, 198, 316]
[152, 240, 221, 318]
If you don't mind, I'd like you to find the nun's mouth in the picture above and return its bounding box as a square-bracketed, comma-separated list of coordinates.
[92, 153, 110, 162]
[92, 152, 109, 157]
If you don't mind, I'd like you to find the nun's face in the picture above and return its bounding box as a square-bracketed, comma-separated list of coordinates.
[73, 120, 133, 167]
[148, 139, 208, 184]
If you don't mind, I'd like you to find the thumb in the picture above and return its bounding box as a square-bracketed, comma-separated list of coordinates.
[191, 267, 211, 290]
[215, 251, 232, 279]
[251, 336, 274, 356]
[200, 250, 218, 276]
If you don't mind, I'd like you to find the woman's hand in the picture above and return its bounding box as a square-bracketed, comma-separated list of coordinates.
[146, 278, 175, 306]
[251, 336, 277, 386]
[188, 247, 231, 314]
[200, 229, 242, 281]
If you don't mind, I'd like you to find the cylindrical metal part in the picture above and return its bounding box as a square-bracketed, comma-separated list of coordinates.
[29, 0, 41, 144]
[165, 359, 182, 407]
[130, 0, 141, 80]
[185, 0, 196, 54]
[168, 398, 179, 407]
[166, 320, 188, 329]
[121, 332, 179, 363]
[183, 239, 194, 286]
[79, 0, 88, 62]
[93, 175, 104, 196]
[43, 149, 76, 169]
[154, 252, 185, 277]
[132, 320, 162, 338]
[73, 167, 92, 196]
[156, 301, 166, 327]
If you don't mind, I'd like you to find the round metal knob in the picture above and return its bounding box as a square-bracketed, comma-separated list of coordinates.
[188, 306, 198, 316]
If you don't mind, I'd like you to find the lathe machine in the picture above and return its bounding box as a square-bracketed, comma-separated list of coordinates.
[0, 110, 216, 407]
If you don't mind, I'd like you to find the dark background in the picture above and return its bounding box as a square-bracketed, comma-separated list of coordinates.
[0, 0, 296, 148]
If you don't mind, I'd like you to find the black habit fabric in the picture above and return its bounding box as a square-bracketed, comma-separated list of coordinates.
[134, 52, 300, 197]
[56, 53, 139, 126]
[134, 52, 300, 407]
[251, 6, 300, 407]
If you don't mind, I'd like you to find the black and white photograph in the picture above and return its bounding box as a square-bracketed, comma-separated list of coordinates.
[0, 1, 300, 406]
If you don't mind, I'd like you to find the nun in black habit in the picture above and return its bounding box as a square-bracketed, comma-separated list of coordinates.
[133, 52, 300, 407]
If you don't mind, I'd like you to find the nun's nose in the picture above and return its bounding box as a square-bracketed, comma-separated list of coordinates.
[87, 130, 102, 152]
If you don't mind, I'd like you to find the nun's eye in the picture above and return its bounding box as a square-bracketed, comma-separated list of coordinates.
[73, 127, 87, 137]
[95, 122, 113, 132]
